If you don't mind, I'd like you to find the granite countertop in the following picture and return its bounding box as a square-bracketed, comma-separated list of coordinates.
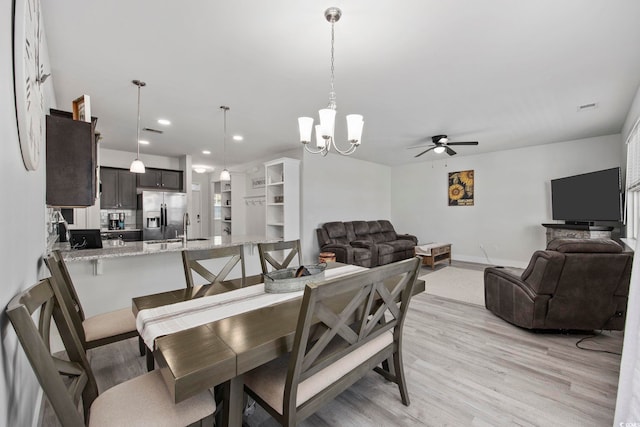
[53, 235, 279, 262]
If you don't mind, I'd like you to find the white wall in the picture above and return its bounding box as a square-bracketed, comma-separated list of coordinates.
[391, 134, 623, 268]
[191, 172, 211, 237]
[615, 84, 640, 425]
[300, 150, 392, 263]
[0, 3, 53, 424]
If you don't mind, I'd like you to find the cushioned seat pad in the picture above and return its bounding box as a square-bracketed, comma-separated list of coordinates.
[83, 307, 137, 343]
[89, 370, 215, 426]
[244, 332, 393, 415]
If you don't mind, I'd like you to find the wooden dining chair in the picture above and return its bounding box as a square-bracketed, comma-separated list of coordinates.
[258, 239, 302, 274]
[182, 245, 246, 288]
[46, 251, 145, 357]
[6, 277, 216, 427]
[243, 257, 421, 426]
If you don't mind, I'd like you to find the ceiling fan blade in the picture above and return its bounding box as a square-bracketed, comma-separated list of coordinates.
[406, 143, 431, 150]
[446, 141, 478, 146]
[414, 146, 436, 158]
[445, 146, 457, 156]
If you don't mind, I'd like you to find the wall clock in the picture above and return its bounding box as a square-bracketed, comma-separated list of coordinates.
[13, 0, 49, 171]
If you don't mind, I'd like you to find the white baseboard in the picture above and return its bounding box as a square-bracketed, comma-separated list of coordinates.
[453, 254, 528, 269]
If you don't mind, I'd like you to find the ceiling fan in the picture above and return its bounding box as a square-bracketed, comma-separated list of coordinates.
[413, 135, 479, 157]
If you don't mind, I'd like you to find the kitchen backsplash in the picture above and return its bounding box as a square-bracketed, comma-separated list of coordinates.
[100, 209, 136, 229]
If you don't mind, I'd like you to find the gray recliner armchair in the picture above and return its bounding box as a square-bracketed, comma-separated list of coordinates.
[484, 238, 632, 331]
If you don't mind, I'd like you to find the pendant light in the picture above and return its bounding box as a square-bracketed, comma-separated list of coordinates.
[298, 7, 363, 157]
[129, 79, 146, 173]
[219, 106, 231, 181]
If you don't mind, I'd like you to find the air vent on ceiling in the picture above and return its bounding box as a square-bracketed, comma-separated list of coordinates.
[143, 127, 164, 134]
[577, 102, 598, 112]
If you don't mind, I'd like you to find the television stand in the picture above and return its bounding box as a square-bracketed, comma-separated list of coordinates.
[542, 223, 614, 245]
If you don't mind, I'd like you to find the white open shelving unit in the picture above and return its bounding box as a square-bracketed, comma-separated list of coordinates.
[265, 157, 300, 240]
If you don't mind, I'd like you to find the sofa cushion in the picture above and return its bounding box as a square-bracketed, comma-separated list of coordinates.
[324, 222, 350, 244]
[378, 220, 398, 241]
[353, 248, 373, 265]
[350, 221, 371, 240]
[381, 239, 415, 252]
[547, 238, 622, 254]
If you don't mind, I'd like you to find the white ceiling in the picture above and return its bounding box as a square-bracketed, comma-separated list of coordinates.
[41, 0, 640, 171]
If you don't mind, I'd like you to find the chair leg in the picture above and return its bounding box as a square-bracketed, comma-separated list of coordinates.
[146, 347, 155, 371]
[393, 349, 410, 406]
[138, 336, 146, 357]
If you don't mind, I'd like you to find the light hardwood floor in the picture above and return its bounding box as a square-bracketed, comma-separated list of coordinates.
[41, 264, 623, 426]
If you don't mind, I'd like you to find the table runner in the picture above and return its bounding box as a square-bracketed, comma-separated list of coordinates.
[137, 264, 366, 348]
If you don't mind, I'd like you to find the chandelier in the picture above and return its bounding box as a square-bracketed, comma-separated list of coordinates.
[298, 7, 363, 156]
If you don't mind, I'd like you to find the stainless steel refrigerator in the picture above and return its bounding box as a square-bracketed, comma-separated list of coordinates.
[137, 191, 187, 241]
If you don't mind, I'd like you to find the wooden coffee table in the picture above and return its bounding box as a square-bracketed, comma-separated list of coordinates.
[415, 243, 452, 270]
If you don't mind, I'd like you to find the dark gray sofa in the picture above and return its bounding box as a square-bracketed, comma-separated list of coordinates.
[316, 220, 418, 267]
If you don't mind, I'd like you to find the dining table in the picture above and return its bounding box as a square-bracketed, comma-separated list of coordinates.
[132, 262, 426, 427]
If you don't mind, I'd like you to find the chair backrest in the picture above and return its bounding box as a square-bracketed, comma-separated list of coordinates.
[6, 278, 98, 426]
[523, 238, 633, 329]
[48, 250, 86, 320]
[283, 257, 421, 420]
[258, 240, 302, 274]
[182, 245, 246, 288]
[45, 251, 88, 345]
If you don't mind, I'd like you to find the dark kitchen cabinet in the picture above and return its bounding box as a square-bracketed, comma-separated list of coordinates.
[100, 167, 137, 209]
[137, 168, 183, 191]
[46, 110, 97, 207]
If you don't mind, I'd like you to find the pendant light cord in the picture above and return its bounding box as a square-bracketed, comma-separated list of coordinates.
[220, 105, 230, 170]
[136, 84, 141, 158]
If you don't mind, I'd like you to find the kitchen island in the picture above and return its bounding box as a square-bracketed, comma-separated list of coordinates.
[52, 235, 278, 317]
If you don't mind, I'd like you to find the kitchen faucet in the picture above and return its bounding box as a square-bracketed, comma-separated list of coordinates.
[183, 212, 190, 244]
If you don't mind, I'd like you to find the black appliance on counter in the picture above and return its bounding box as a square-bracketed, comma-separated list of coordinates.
[69, 229, 103, 249]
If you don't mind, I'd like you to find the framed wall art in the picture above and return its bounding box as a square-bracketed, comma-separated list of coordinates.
[252, 177, 266, 188]
[448, 170, 474, 206]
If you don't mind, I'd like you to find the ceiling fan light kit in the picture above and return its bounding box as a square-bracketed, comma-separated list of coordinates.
[129, 79, 146, 173]
[298, 7, 364, 157]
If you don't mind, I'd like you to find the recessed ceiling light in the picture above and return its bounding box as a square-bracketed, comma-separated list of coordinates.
[233, 135, 243, 142]
[202, 150, 211, 154]
[157, 119, 171, 125]
[138, 140, 150, 145]
[194, 167, 206, 174]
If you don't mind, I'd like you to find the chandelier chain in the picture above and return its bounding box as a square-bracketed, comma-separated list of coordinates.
[328, 20, 336, 110]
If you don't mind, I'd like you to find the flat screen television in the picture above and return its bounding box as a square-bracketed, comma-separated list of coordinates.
[551, 167, 622, 223]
